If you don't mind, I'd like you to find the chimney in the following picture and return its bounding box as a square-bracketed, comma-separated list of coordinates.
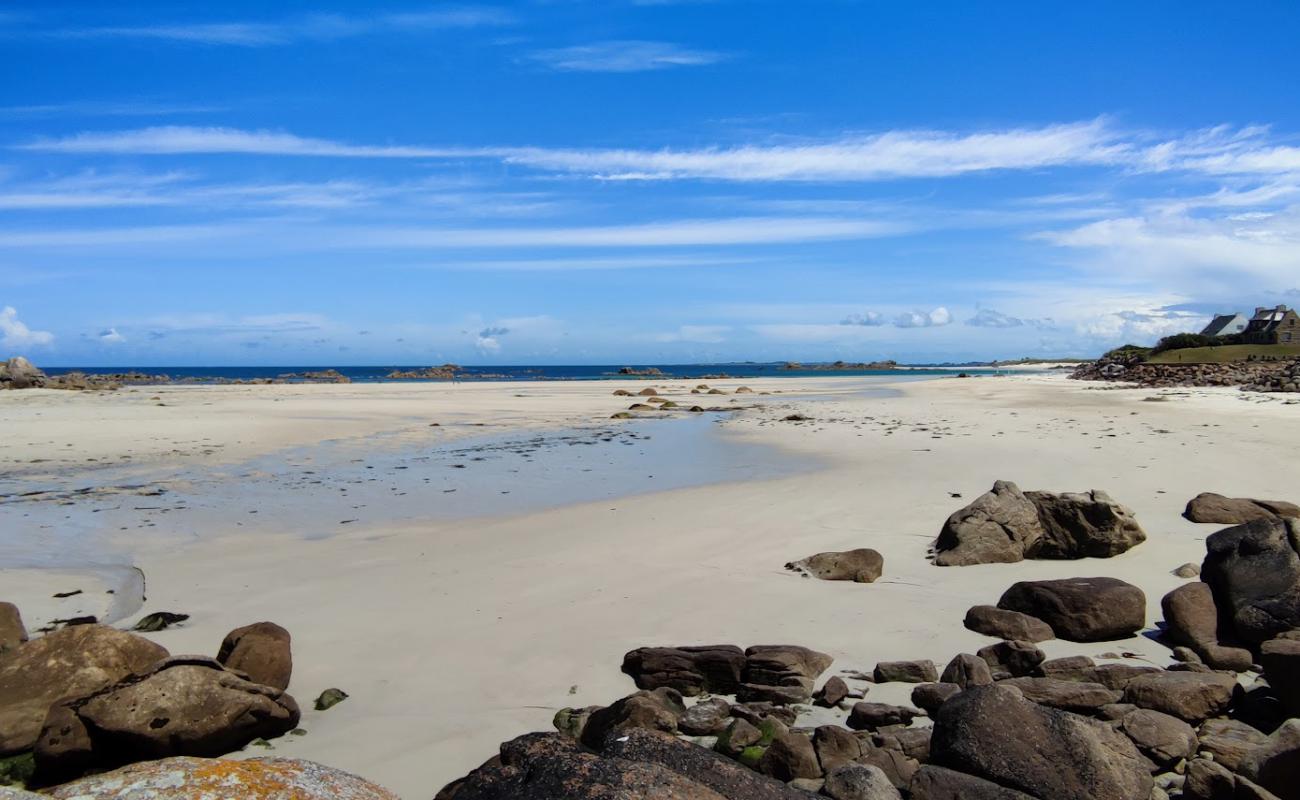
[1255, 307, 1267, 315]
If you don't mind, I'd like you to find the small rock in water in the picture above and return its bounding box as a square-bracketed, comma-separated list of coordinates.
[314, 688, 349, 711]
[131, 611, 190, 632]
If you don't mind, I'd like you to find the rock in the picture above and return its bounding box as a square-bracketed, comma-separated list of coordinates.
[216, 621, 292, 691]
[1024, 488, 1147, 559]
[856, 745, 918, 790]
[758, 732, 821, 781]
[785, 549, 883, 583]
[1201, 517, 1300, 644]
[314, 688, 349, 710]
[1160, 583, 1254, 672]
[934, 480, 1042, 566]
[0, 357, 47, 389]
[814, 676, 850, 707]
[715, 718, 763, 757]
[1119, 709, 1197, 766]
[934, 481, 1145, 565]
[1260, 637, 1300, 715]
[621, 645, 746, 695]
[0, 624, 168, 755]
[1121, 671, 1237, 722]
[874, 728, 931, 761]
[435, 731, 730, 799]
[600, 727, 810, 800]
[997, 677, 1122, 712]
[636, 387, 659, 396]
[34, 657, 299, 783]
[0, 602, 26, 653]
[740, 645, 833, 705]
[812, 725, 861, 773]
[939, 653, 993, 688]
[1174, 562, 1201, 578]
[998, 577, 1146, 642]
[930, 684, 1152, 800]
[730, 702, 797, 727]
[679, 697, 732, 736]
[1183, 493, 1300, 524]
[1197, 718, 1269, 773]
[131, 612, 189, 632]
[1240, 719, 1300, 799]
[42, 756, 399, 799]
[910, 683, 961, 715]
[963, 605, 1055, 643]
[1035, 659, 1163, 691]
[579, 688, 683, 749]
[788, 778, 824, 792]
[1183, 757, 1237, 800]
[873, 660, 938, 684]
[823, 763, 901, 800]
[846, 702, 918, 731]
[908, 765, 1039, 799]
[552, 706, 599, 740]
[976, 641, 1044, 677]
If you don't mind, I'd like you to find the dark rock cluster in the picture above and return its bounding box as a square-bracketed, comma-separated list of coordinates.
[1070, 356, 1300, 392]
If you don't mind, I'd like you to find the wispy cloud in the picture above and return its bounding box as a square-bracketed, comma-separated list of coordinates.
[0, 306, 54, 347]
[527, 40, 727, 72]
[965, 308, 1054, 329]
[42, 8, 516, 47]
[0, 100, 225, 119]
[840, 311, 885, 326]
[18, 126, 462, 157]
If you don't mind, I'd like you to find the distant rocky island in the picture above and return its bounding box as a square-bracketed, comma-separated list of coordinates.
[780, 360, 900, 371]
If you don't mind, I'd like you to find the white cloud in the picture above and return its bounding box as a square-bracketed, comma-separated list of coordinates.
[97, 327, 126, 343]
[964, 308, 1055, 329]
[1075, 307, 1209, 345]
[894, 307, 951, 328]
[19, 126, 461, 158]
[0, 305, 54, 347]
[527, 40, 727, 72]
[840, 311, 885, 326]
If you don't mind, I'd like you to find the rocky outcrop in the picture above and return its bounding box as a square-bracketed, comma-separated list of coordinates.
[1071, 356, 1300, 391]
[998, 577, 1146, 642]
[930, 684, 1152, 800]
[0, 356, 47, 389]
[934, 481, 1145, 566]
[33, 656, 300, 784]
[785, 549, 883, 583]
[963, 605, 1055, 643]
[621, 645, 746, 695]
[1184, 492, 1300, 524]
[602, 728, 809, 799]
[739, 645, 834, 705]
[577, 688, 684, 749]
[1201, 517, 1300, 644]
[0, 602, 26, 653]
[216, 621, 293, 691]
[1160, 582, 1254, 671]
[43, 757, 398, 799]
[0, 625, 168, 755]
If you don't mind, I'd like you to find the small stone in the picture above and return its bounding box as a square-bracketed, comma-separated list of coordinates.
[314, 688, 349, 711]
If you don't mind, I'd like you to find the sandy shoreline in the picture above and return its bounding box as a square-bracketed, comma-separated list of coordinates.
[2, 373, 1297, 798]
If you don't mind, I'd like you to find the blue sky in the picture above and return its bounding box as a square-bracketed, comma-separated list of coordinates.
[3, 1, 1300, 366]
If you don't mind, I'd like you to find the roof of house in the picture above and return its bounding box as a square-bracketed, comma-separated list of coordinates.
[1246, 305, 1295, 334]
[1201, 314, 1246, 337]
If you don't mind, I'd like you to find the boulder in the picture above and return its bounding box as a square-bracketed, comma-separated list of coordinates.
[1201, 517, 1300, 644]
[740, 645, 833, 705]
[939, 653, 993, 688]
[823, 763, 901, 800]
[714, 718, 762, 757]
[873, 660, 938, 684]
[930, 684, 1152, 800]
[976, 641, 1044, 677]
[1241, 719, 1300, 799]
[1196, 718, 1269, 773]
[1160, 583, 1253, 672]
[998, 577, 1146, 642]
[934, 482, 1145, 566]
[874, 728, 931, 762]
[786, 549, 883, 583]
[0, 357, 47, 389]
[0, 602, 26, 653]
[1119, 709, 1197, 766]
[846, 702, 918, 730]
[814, 675, 850, 707]
[435, 732, 730, 799]
[813, 725, 862, 773]
[1184, 492, 1300, 524]
[216, 622, 292, 691]
[758, 732, 821, 781]
[997, 677, 1122, 712]
[0, 624, 168, 755]
[33, 657, 300, 783]
[621, 645, 746, 695]
[934, 480, 1042, 565]
[600, 727, 810, 800]
[579, 688, 683, 749]
[910, 683, 961, 715]
[856, 745, 918, 790]
[908, 765, 1038, 799]
[963, 605, 1055, 643]
[43, 757, 398, 799]
[679, 697, 731, 736]
[1121, 671, 1237, 722]
[1260, 637, 1300, 715]
[1183, 757, 1238, 800]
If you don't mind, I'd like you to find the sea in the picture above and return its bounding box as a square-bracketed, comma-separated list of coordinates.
[40, 362, 1016, 383]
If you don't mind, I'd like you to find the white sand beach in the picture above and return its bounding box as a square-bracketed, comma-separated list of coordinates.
[2, 373, 1297, 798]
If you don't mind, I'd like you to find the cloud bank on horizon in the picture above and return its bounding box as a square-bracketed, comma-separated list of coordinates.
[2, 2, 1299, 365]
